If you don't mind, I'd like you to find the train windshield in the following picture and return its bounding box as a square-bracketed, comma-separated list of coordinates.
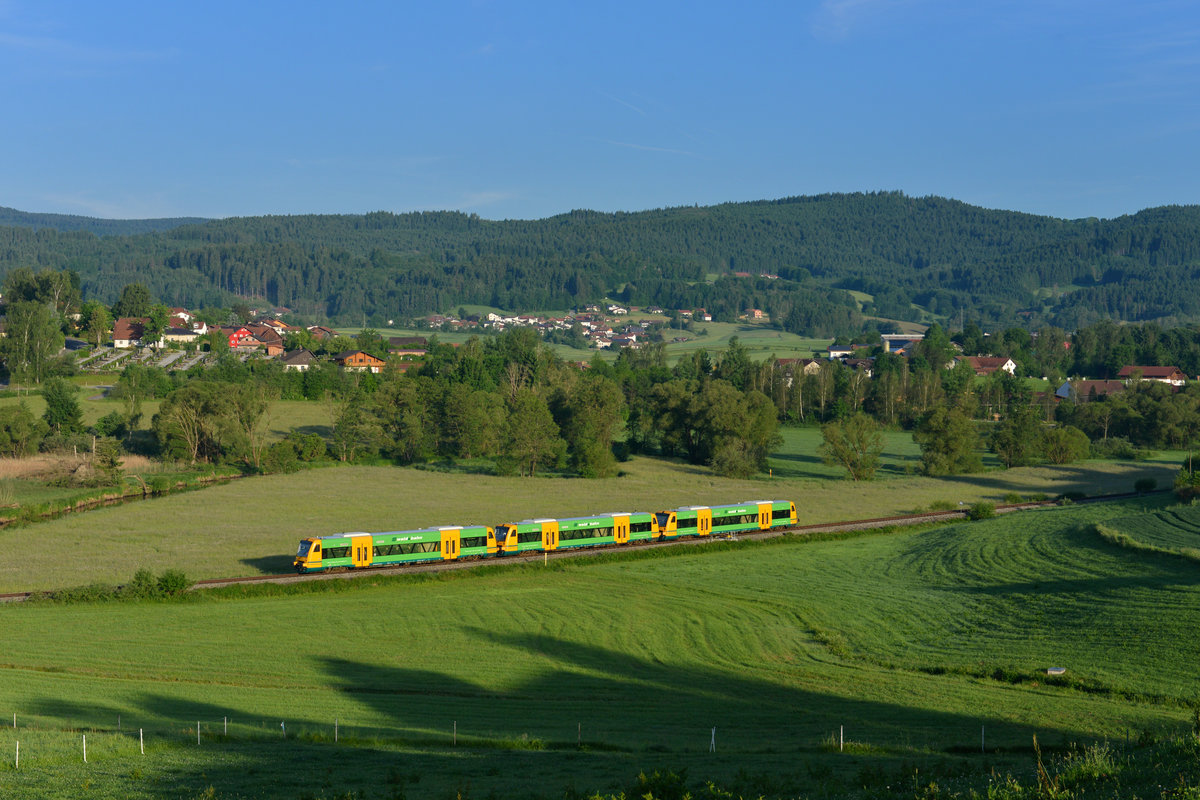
[654, 512, 672, 528]
[296, 541, 312, 557]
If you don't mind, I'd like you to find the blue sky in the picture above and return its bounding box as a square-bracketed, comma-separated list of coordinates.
[1, 0, 1197, 221]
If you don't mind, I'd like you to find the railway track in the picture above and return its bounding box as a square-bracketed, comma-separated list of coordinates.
[0, 493, 1141, 604]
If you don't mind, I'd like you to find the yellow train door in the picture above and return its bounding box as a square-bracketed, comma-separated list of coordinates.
[697, 508, 713, 536]
[440, 528, 460, 561]
[351, 535, 373, 568]
[613, 515, 629, 544]
[541, 520, 559, 550]
[758, 502, 772, 530]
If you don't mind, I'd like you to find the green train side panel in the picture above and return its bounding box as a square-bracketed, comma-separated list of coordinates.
[457, 526, 494, 558]
[709, 504, 760, 533]
[557, 515, 618, 549]
[368, 529, 444, 566]
[769, 501, 797, 527]
[628, 513, 657, 541]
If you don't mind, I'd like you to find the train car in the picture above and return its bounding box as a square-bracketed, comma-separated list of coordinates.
[655, 500, 797, 539]
[293, 525, 496, 573]
[495, 512, 659, 555]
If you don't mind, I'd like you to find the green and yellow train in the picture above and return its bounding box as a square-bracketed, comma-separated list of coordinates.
[293, 500, 797, 573]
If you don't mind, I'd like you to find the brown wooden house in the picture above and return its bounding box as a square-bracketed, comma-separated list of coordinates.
[333, 350, 386, 373]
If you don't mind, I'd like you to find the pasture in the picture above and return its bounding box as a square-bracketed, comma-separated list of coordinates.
[0, 496, 1198, 798]
[343, 320, 831, 364]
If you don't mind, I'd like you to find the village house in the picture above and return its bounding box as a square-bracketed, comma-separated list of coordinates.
[844, 357, 875, 377]
[280, 348, 317, 372]
[334, 350, 387, 373]
[880, 334, 925, 353]
[961, 356, 1017, 376]
[307, 325, 337, 341]
[112, 317, 167, 349]
[1117, 365, 1188, 386]
[216, 325, 256, 349]
[112, 317, 148, 349]
[243, 323, 285, 357]
[1055, 379, 1126, 403]
[162, 326, 200, 345]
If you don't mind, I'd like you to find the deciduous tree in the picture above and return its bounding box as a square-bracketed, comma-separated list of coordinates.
[820, 413, 885, 480]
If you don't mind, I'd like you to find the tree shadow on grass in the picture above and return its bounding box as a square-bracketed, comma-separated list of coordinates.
[937, 462, 1177, 500]
[312, 628, 1121, 759]
[240, 554, 295, 573]
[269, 423, 332, 439]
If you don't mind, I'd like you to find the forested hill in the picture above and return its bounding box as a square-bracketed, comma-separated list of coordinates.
[0, 207, 208, 236]
[3, 192, 1200, 335]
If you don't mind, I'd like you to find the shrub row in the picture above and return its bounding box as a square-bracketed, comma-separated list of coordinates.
[27, 568, 190, 604]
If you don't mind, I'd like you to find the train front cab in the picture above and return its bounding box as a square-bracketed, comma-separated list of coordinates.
[655, 506, 713, 539]
[294, 533, 371, 572]
[295, 538, 321, 572]
[496, 519, 560, 555]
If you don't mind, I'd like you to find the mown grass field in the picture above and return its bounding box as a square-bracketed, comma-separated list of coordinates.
[0, 449, 1180, 593]
[1105, 503, 1200, 556]
[0, 496, 1197, 798]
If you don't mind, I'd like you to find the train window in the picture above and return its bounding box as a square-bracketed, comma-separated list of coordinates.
[461, 536, 486, 548]
[676, 517, 696, 529]
[631, 521, 652, 533]
[772, 508, 791, 520]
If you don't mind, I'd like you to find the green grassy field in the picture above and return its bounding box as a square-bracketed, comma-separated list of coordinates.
[0, 449, 1180, 593]
[0, 395, 330, 444]
[1102, 504, 1200, 558]
[343, 321, 830, 364]
[0, 496, 1198, 798]
[769, 427, 927, 479]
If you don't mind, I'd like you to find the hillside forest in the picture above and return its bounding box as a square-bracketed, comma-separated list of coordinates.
[5, 193, 1200, 335]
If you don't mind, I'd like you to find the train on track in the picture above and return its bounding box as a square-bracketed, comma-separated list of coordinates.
[293, 499, 798, 573]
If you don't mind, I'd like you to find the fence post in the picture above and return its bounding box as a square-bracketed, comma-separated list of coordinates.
[197, 721, 200, 745]
[840, 725, 844, 752]
[140, 728, 144, 755]
[83, 734, 87, 763]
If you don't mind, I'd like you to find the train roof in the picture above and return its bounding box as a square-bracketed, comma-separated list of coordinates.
[312, 525, 488, 541]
